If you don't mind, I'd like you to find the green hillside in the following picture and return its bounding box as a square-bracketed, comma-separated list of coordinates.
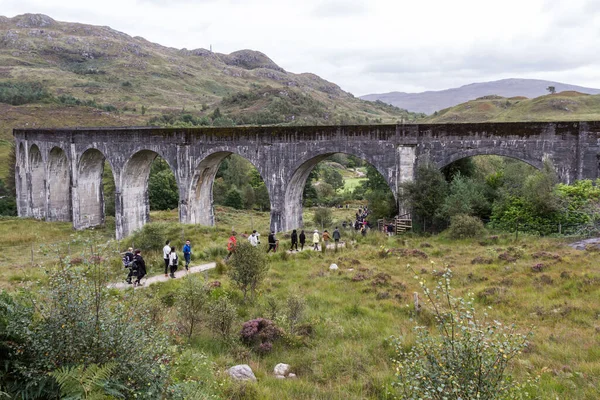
[425, 91, 600, 123]
[0, 13, 418, 138]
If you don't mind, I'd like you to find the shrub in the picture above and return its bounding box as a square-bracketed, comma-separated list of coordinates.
[0, 81, 50, 105]
[392, 267, 534, 399]
[313, 207, 333, 228]
[168, 350, 222, 399]
[176, 275, 210, 341]
[446, 214, 486, 239]
[240, 318, 283, 354]
[224, 188, 244, 210]
[285, 294, 306, 335]
[229, 242, 269, 301]
[2, 260, 171, 398]
[128, 222, 169, 251]
[207, 296, 237, 341]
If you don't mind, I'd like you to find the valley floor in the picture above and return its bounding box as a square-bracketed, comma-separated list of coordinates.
[2, 207, 600, 399]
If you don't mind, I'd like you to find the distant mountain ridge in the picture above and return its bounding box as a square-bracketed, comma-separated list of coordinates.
[361, 79, 600, 114]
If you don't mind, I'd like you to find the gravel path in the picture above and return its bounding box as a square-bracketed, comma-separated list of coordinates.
[108, 262, 216, 290]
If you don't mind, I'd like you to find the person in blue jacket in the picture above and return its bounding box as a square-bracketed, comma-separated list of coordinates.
[183, 239, 192, 271]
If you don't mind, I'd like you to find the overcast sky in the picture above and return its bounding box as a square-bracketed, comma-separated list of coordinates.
[2, 0, 600, 96]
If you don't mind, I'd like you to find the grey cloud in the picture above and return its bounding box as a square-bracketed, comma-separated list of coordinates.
[311, 0, 368, 18]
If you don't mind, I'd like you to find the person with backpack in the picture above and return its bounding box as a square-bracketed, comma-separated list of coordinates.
[225, 232, 237, 261]
[133, 249, 147, 286]
[299, 230, 306, 251]
[182, 240, 192, 271]
[123, 247, 135, 284]
[169, 246, 178, 278]
[267, 231, 277, 253]
[163, 240, 171, 277]
[290, 229, 298, 251]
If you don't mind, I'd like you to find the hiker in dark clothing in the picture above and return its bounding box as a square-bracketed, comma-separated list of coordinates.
[123, 247, 135, 284]
[267, 231, 277, 253]
[299, 230, 306, 251]
[133, 249, 147, 286]
[290, 229, 298, 251]
[333, 227, 341, 250]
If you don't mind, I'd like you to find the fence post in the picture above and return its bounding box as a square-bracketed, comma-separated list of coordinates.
[515, 220, 519, 241]
[559, 223, 562, 235]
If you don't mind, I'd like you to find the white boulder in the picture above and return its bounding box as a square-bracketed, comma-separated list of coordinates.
[227, 364, 257, 381]
[329, 263, 339, 270]
[274, 363, 291, 377]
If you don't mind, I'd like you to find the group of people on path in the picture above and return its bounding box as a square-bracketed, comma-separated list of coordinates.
[123, 216, 355, 284]
[308, 227, 341, 251]
[123, 239, 193, 285]
[162, 240, 192, 278]
[123, 248, 146, 286]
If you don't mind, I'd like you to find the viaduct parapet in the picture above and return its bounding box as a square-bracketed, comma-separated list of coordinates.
[13, 122, 600, 239]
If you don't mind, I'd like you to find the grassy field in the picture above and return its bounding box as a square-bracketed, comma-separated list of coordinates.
[343, 177, 367, 192]
[2, 207, 600, 398]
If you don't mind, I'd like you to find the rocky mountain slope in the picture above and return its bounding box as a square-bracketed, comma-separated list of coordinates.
[0, 13, 422, 180]
[361, 78, 600, 114]
[0, 13, 416, 133]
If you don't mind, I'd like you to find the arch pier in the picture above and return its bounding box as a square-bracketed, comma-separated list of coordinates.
[14, 122, 600, 239]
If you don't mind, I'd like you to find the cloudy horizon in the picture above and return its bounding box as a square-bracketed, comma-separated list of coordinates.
[2, 0, 600, 96]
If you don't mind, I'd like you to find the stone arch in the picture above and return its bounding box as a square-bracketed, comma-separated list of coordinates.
[436, 149, 543, 171]
[29, 144, 46, 219]
[188, 151, 270, 226]
[47, 146, 71, 221]
[120, 149, 178, 237]
[282, 152, 396, 231]
[16, 142, 28, 216]
[75, 148, 110, 229]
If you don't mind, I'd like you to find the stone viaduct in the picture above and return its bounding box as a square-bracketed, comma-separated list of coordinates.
[13, 121, 600, 239]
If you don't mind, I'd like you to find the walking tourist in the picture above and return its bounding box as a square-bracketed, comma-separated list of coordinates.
[312, 229, 320, 251]
[182, 239, 191, 271]
[225, 232, 237, 261]
[299, 230, 306, 251]
[163, 240, 171, 277]
[290, 229, 298, 251]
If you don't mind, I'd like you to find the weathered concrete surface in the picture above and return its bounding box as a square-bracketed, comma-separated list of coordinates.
[13, 122, 600, 239]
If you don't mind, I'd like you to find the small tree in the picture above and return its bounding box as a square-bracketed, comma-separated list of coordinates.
[546, 86, 556, 94]
[392, 267, 533, 399]
[224, 188, 244, 210]
[229, 242, 269, 301]
[207, 296, 238, 341]
[176, 275, 210, 341]
[323, 168, 344, 192]
[400, 162, 448, 231]
[446, 213, 486, 239]
[313, 207, 333, 228]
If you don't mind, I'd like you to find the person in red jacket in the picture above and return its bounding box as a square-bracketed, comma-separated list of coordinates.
[225, 231, 237, 261]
